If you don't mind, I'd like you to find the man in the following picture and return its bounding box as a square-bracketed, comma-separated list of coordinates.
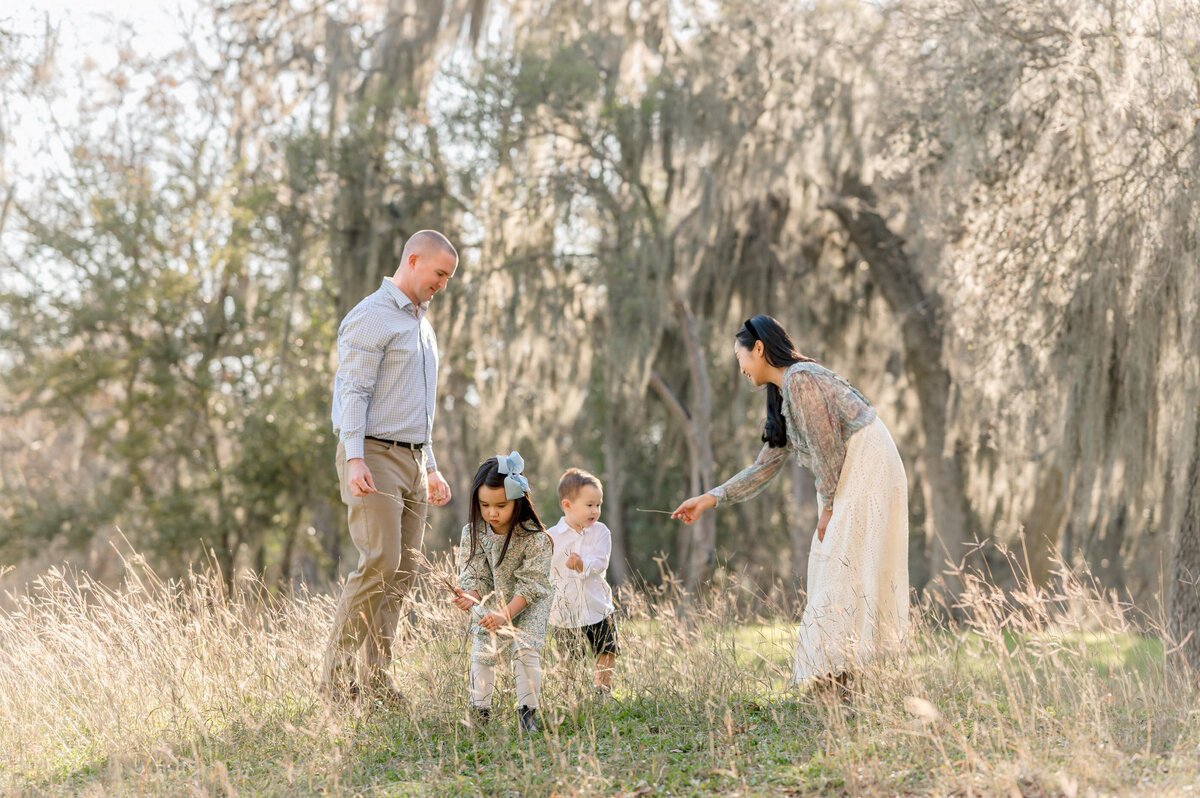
[323, 229, 457, 703]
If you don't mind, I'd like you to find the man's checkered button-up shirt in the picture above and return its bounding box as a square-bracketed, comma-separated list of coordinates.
[331, 278, 439, 470]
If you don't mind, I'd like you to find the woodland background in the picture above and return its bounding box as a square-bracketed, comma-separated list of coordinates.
[2, 0, 1199, 649]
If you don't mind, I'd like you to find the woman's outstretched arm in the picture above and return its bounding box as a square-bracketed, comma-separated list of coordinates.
[671, 443, 790, 524]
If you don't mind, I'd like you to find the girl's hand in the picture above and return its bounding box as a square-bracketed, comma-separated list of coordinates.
[565, 552, 584, 573]
[479, 611, 509, 631]
[451, 590, 480, 612]
[671, 493, 717, 525]
[817, 507, 833, 543]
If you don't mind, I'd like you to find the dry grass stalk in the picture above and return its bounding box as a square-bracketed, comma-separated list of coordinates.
[0, 551, 1196, 795]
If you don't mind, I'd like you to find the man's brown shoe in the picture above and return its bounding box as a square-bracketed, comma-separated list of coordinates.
[365, 674, 409, 708]
[322, 679, 360, 706]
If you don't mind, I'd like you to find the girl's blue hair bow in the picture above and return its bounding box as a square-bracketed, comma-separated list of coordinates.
[496, 450, 529, 500]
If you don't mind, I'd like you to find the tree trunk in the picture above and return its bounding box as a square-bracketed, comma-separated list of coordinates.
[648, 291, 717, 593]
[821, 184, 973, 606]
[1170, 415, 1200, 674]
[1023, 462, 1069, 590]
[319, 496, 344, 584]
[297, 493, 338, 585]
[907, 465, 931, 595]
[650, 369, 700, 585]
[1089, 503, 1127, 594]
[602, 426, 631, 587]
[280, 502, 305, 588]
[675, 294, 717, 592]
[327, 3, 450, 322]
[789, 459, 817, 600]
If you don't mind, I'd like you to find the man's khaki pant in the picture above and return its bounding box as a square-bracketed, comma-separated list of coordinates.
[322, 438, 429, 689]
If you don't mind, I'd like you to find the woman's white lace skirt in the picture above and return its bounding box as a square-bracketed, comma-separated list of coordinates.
[792, 416, 909, 684]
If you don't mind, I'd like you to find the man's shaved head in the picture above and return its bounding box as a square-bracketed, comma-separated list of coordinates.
[401, 230, 458, 264]
[392, 229, 458, 306]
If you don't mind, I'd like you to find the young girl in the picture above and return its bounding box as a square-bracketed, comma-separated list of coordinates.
[452, 451, 555, 733]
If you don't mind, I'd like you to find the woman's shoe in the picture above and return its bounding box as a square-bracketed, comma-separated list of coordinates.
[516, 705, 541, 734]
[468, 706, 491, 728]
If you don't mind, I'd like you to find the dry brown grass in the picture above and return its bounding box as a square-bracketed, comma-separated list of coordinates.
[1, 552, 1197, 796]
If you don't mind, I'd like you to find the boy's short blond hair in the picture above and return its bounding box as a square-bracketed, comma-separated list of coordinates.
[557, 467, 603, 502]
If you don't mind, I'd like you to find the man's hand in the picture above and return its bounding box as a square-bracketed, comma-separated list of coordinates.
[566, 552, 584, 573]
[817, 507, 833, 543]
[346, 458, 376, 497]
[479, 611, 509, 631]
[427, 470, 452, 506]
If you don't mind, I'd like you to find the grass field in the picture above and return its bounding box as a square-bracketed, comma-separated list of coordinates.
[1, 556, 1197, 796]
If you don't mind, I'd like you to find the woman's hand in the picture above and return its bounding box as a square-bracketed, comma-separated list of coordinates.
[671, 493, 717, 525]
[479, 610, 509, 631]
[451, 590, 480, 612]
[817, 507, 833, 543]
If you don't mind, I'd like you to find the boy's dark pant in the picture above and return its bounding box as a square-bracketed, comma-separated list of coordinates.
[556, 615, 620, 659]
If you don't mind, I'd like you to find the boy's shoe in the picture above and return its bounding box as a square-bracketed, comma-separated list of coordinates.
[594, 685, 613, 702]
[516, 705, 541, 734]
[467, 706, 491, 728]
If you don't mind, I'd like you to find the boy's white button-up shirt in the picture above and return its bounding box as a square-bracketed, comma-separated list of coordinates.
[547, 517, 615, 628]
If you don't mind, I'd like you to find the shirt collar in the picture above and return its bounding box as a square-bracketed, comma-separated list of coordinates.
[557, 516, 589, 534]
[380, 277, 429, 319]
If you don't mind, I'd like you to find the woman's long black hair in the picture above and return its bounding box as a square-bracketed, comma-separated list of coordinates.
[736, 314, 813, 448]
[466, 456, 545, 567]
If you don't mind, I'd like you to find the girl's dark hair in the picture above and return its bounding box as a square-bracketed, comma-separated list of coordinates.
[466, 456, 545, 566]
[736, 314, 814, 448]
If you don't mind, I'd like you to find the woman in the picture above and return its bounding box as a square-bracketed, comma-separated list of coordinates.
[672, 315, 909, 691]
